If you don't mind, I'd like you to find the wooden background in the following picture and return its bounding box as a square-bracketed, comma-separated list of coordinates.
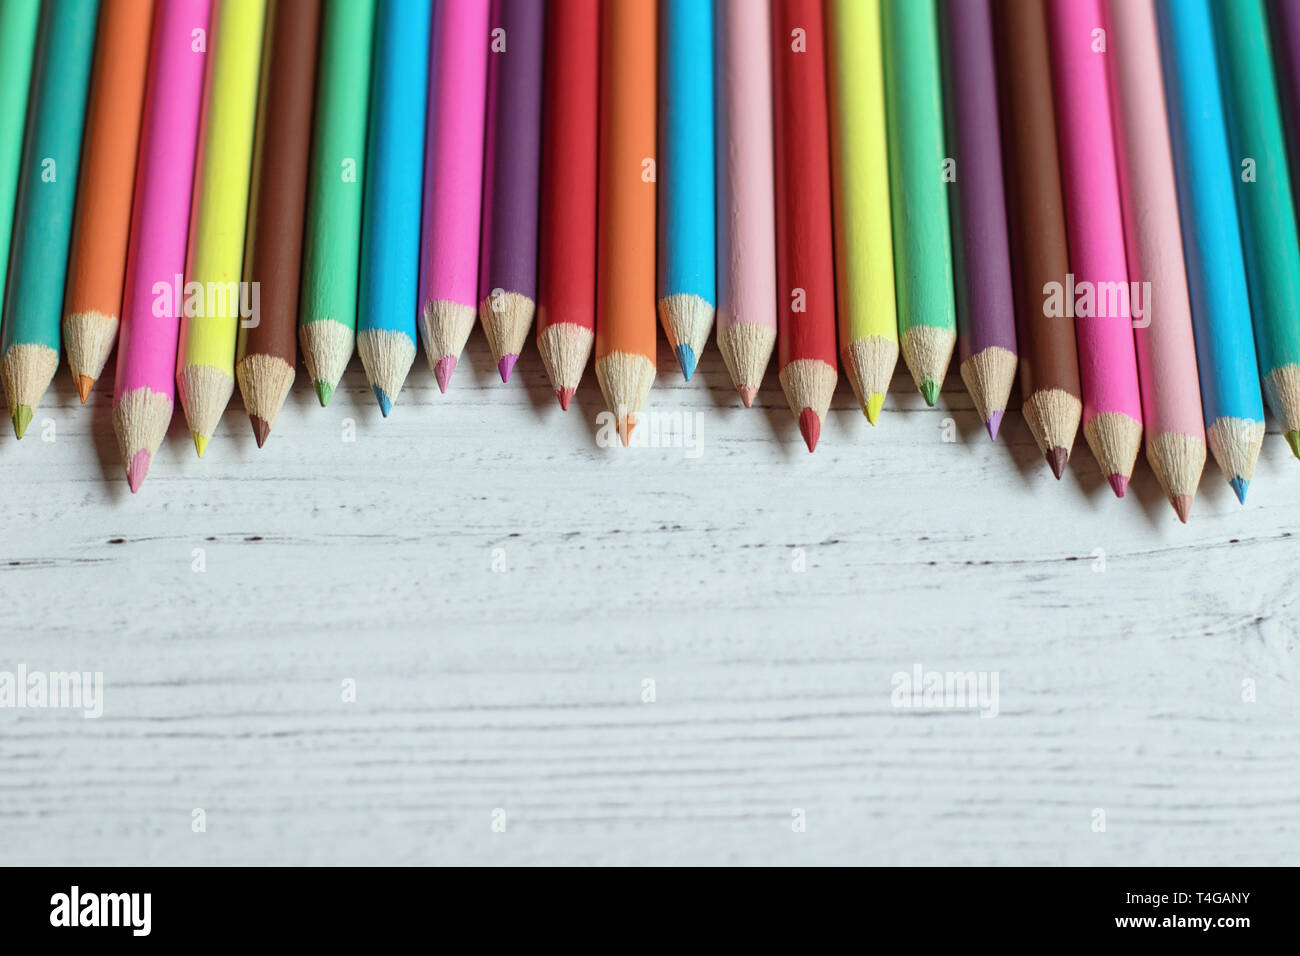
[2, 333, 1297, 866]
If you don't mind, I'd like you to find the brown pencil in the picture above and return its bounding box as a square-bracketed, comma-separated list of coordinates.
[993, 0, 1083, 478]
[236, 0, 321, 447]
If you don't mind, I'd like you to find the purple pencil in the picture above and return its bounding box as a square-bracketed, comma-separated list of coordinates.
[478, 0, 545, 383]
[939, 0, 1018, 439]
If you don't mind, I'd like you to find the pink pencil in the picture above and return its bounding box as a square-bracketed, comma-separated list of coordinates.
[419, 0, 490, 392]
[112, 0, 211, 493]
[1105, 0, 1205, 521]
[1046, 0, 1143, 496]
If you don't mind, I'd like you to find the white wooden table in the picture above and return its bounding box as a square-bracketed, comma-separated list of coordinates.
[2, 334, 1297, 865]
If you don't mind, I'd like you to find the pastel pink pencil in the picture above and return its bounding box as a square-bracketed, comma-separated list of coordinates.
[112, 0, 211, 493]
[1105, 0, 1205, 522]
[419, 0, 490, 392]
[715, 0, 777, 407]
[1047, 0, 1143, 496]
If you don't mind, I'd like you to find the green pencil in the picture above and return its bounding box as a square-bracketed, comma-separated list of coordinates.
[882, 0, 956, 406]
[298, 0, 377, 407]
[0, 0, 41, 334]
[0, 0, 99, 438]
[1214, 0, 1300, 458]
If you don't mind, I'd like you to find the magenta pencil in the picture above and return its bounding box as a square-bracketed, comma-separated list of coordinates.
[715, 0, 777, 407]
[1047, 0, 1143, 496]
[1106, 0, 1205, 521]
[419, 0, 491, 392]
[112, 0, 211, 493]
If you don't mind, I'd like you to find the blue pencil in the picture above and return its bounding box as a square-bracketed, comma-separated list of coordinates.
[1157, 0, 1265, 502]
[357, 0, 432, 416]
[657, 0, 716, 380]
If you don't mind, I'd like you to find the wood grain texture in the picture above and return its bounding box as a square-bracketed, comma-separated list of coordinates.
[1, 334, 1297, 865]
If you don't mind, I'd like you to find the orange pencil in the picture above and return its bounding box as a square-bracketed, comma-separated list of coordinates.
[595, 0, 657, 444]
[62, 0, 156, 402]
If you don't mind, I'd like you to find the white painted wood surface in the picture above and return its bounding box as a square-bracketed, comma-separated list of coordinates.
[2, 333, 1297, 866]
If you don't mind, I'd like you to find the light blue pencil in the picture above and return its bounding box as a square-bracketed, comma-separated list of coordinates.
[657, 0, 716, 380]
[0, 0, 99, 438]
[357, 0, 432, 415]
[1157, 0, 1265, 501]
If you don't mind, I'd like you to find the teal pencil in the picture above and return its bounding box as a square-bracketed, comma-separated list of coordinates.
[0, 0, 41, 335]
[0, 0, 100, 438]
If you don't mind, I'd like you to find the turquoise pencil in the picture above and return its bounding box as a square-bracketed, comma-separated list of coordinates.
[1157, 0, 1265, 501]
[0, 0, 99, 439]
[357, 0, 432, 415]
[657, 0, 716, 380]
[0, 0, 41, 339]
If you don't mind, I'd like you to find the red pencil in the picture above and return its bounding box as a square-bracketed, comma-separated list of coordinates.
[771, 0, 838, 451]
[536, 0, 598, 410]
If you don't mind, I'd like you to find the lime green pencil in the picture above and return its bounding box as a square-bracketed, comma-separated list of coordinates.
[882, 0, 956, 406]
[176, 0, 266, 456]
[0, 0, 40, 333]
[828, 0, 898, 424]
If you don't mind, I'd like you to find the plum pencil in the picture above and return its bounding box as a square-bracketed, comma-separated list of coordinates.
[827, 0, 898, 424]
[1215, 0, 1300, 461]
[418, 0, 488, 394]
[176, 0, 266, 455]
[0, 0, 39, 330]
[112, 0, 212, 492]
[1106, 0, 1205, 522]
[236, 0, 321, 446]
[595, 0, 657, 442]
[0, 0, 99, 439]
[61, 0, 155, 404]
[993, 0, 1082, 477]
[359, 0, 432, 413]
[882, 0, 955, 407]
[771, 0, 837, 451]
[1046, 0, 1143, 497]
[478, 0, 545, 384]
[1157, 0, 1265, 500]
[657, 0, 715, 381]
[939, 0, 1017, 440]
[299, 0, 376, 407]
[536, 0, 598, 409]
[714, 0, 776, 407]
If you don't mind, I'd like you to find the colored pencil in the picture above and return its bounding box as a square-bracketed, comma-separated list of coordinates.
[1158, 0, 1265, 501]
[112, 0, 212, 492]
[418, 0, 488, 394]
[771, 0, 837, 452]
[657, 0, 715, 381]
[236, 0, 320, 447]
[939, 0, 1017, 440]
[993, 0, 1081, 479]
[1046, 0, 1143, 497]
[714, 0, 776, 408]
[359, 0, 431, 414]
[0, 0, 99, 439]
[0, 0, 39, 334]
[827, 0, 897, 424]
[536, 0, 598, 409]
[882, 0, 955, 407]
[595, 0, 657, 442]
[61, 0, 155, 405]
[176, 0, 266, 455]
[299, 0, 376, 407]
[478, 0, 545, 384]
[1106, 0, 1205, 522]
[1216, 0, 1300, 461]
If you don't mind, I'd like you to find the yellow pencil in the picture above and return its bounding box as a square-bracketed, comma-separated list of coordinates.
[827, 0, 898, 424]
[176, 0, 266, 457]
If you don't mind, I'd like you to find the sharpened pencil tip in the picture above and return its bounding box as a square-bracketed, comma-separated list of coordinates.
[251, 416, 270, 448]
[11, 404, 31, 439]
[75, 375, 94, 403]
[799, 407, 820, 452]
[372, 385, 392, 417]
[192, 431, 208, 458]
[1172, 494, 1192, 524]
[497, 354, 517, 383]
[313, 380, 333, 407]
[617, 415, 635, 446]
[1230, 476, 1248, 504]
[739, 385, 757, 408]
[433, 356, 456, 393]
[556, 387, 574, 411]
[1046, 446, 1068, 480]
[1287, 430, 1300, 460]
[126, 449, 151, 493]
[986, 410, 1003, 441]
[865, 392, 884, 425]
[1107, 473, 1129, 498]
[919, 379, 940, 407]
[674, 344, 697, 380]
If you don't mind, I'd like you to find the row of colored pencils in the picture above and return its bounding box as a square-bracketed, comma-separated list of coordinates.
[1, 0, 1300, 520]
